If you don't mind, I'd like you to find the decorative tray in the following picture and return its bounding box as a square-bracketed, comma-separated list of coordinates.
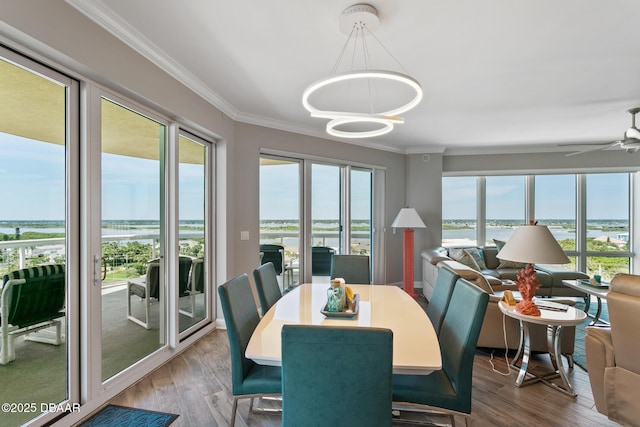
[577, 278, 609, 288]
[321, 294, 359, 318]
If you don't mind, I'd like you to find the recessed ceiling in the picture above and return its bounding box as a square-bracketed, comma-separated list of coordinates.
[67, 0, 640, 155]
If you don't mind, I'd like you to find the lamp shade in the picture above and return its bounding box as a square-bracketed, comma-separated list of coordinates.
[496, 224, 570, 264]
[391, 208, 426, 229]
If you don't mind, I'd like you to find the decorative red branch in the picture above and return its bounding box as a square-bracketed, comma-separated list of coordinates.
[515, 263, 541, 316]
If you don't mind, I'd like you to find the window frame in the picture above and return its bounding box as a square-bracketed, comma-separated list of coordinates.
[442, 172, 634, 276]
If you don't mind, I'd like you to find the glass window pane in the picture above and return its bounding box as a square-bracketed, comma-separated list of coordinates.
[586, 256, 629, 282]
[586, 173, 630, 253]
[0, 57, 68, 425]
[442, 177, 477, 246]
[178, 134, 207, 332]
[350, 169, 372, 256]
[101, 98, 165, 380]
[311, 164, 341, 282]
[535, 175, 576, 251]
[486, 176, 525, 245]
[260, 157, 300, 290]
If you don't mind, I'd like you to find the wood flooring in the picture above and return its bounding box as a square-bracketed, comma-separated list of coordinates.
[106, 326, 619, 427]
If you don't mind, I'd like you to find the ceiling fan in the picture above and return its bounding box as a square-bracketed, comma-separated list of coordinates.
[565, 107, 640, 157]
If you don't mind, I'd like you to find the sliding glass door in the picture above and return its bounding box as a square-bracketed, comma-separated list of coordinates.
[311, 164, 342, 281]
[0, 49, 78, 426]
[260, 155, 374, 285]
[101, 97, 166, 380]
[259, 157, 301, 290]
[178, 132, 211, 334]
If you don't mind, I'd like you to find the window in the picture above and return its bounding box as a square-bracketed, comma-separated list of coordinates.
[442, 176, 478, 246]
[535, 174, 577, 252]
[585, 173, 630, 280]
[260, 155, 375, 285]
[485, 176, 525, 245]
[442, 173, 633, 279]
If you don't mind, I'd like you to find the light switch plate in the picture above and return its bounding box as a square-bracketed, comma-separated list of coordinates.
[240, 230, 249, 240]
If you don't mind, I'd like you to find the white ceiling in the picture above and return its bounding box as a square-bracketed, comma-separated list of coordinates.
[68, 0, 640, 155]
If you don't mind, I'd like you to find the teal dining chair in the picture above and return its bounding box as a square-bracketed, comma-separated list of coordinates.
[311, 246, 335, 276]
[392, 278, 489, 426]
[281, 325, 393, 427]
[217, 274, 282, 426]
[252, 262, 282, 316]
[330, 254, 371, 284]
[426, 266, 461, 336]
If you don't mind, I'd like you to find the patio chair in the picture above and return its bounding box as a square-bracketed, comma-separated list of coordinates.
[128, 256, 193, 327]
[311, 246, 335, 276]
[1, 264, 66, 365]
[259, 244, 294, 290]
[180, 257, 204, 318]
[127, 259, 160, 329]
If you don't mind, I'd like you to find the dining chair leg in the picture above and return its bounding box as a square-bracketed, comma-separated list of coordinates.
[229, 396, 238, 427]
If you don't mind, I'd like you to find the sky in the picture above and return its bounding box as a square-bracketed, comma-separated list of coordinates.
[443, 174, 629, 220]
[0, 133, 204, 221]
[1, 131, 629, 222]
[259, 162, 372, 220]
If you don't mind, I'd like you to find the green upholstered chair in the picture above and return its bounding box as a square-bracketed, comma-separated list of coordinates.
[392, 278, 489, 426]
[177, 255, 194, 297]
[180, 257, 204, 318]
[259, 244, 286, 275]
[260, 243, 294, 289]
[311, 246, 335, 276]
[330, 254, 371, 284]
[281, 325, 393, 427]
[1, 264, 66, 365]
[218, 273, 281, 426]
[252, 262, 282, 316]
[426, 266, 460, 336]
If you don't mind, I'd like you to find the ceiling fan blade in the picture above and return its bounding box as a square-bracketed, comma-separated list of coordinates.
[557, 141, 612, 148]
[565, 141, 620, 157]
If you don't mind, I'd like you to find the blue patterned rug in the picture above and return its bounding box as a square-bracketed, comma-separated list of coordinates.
[573, 299, 609, 371]
[80, 405, 178, 427]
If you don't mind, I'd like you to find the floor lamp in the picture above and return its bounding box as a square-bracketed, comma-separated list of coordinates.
[392, 207, 426, 298]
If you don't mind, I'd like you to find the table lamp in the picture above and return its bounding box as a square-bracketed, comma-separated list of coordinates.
[496, 221, 569, 316]
[391, 207, 426, 298]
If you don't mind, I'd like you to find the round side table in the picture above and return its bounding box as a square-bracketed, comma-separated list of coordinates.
[498, 300, 586, 397]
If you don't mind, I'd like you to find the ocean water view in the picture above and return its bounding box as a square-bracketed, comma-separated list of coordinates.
[443, 219, 629, 245]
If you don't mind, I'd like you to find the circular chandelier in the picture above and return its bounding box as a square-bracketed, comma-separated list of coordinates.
[302, 4, 423, 139]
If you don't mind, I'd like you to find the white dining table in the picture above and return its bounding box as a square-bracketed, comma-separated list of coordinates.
[245, 283, 442, 375]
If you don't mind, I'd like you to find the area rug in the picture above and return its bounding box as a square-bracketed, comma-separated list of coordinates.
[80, 405, 178, 427]
[573, 299, 609, 371]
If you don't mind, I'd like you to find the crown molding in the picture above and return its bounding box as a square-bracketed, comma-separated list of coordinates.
[66, 0, 239, 119]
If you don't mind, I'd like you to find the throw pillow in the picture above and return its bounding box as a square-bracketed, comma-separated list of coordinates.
[449, 248, 480, 270]
[463, 247, 487, 270]
[493, 239, 527, 269]
[493, 239, 506, 251]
